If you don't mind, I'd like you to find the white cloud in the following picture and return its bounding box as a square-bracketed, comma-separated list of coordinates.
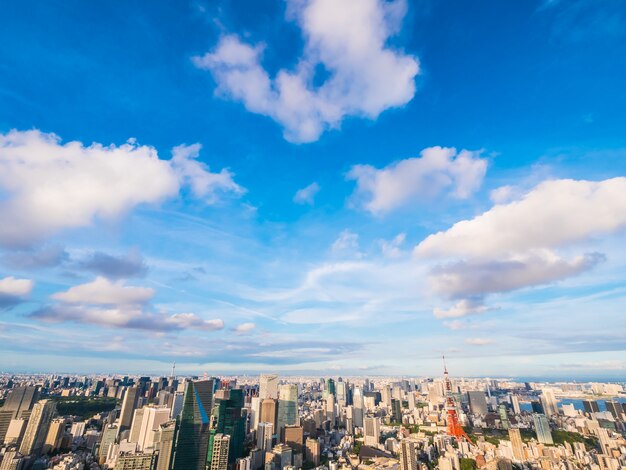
[418, 178, 626, 320]
[347, 147, 488, 214]
[430, 251, 605, 299]
[433, 299, 489, 319]
[0, 276, 34, 309]
[52, 277, 154, 305]
[233, 322, 256, 334]
[193, 0, 419, 143]
[379, 233, 406, 258]
[171, 144, 244, 202]
[293, 182, 320, 205]
[465, 337, 494, 346]
[416, 178, 626, 259]
[0, 276, 34, 297]
[0, 130, 243, 246]
[331, 230, 361, 257]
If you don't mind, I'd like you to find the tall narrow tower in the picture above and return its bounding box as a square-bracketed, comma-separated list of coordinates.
[443, 356, 473, 444]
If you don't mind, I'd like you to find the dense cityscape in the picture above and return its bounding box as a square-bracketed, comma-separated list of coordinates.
[0, 366, 624, 470]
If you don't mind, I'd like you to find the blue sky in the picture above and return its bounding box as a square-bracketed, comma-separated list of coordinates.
[1, 0, 625, 378]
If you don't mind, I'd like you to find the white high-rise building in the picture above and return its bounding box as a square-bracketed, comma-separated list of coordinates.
[510, 395, 521, 415]
[136, 406, 170, 451]
[259, 374, 279, 400]
[257, 422, 273, 451]
[352, 387, 364, 427]
[364, 416, 381, 447]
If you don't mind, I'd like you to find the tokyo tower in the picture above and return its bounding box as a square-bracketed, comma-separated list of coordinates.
[443, 356, 473, 444]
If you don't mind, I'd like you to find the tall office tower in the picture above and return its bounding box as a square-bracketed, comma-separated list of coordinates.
[19, 399, 56, 457]
[407, 393, 416, 411]
[399, 440, 418, 470]
[467, 391, 488, 416]
[596, 428, 614, 455]
[154, 420, 176, 470]
[257, 422, 273, 451]
[352, 387, 364, 428]
[114, 453, 156, 470]
[381, 385, 392, 407]
[0, 411, 14, 444]
[533, 414, 553, 445]
[325, 379, 336, 397]
[208, 389, 245, 467]
[170, 392, 184, 419]
[135, 406, 170, 451]
[119, 387, 141, 432]
[582, 400, 600, 414]
[259, 375, 279, 400]
[250, 396, 261, 431]
[604, 401, 622, 419]
[98, 424, 119, 465]
[129, 408, 145, 444]
[510, 395, 521, 415]
[364, 416, 381, 447]
[2, 387, 39, 418]
[43, 418, 65, 453]
[336, 381, 347, 407]
[498, 405, 510, 430]
[391, 399, 402, 423]
[260, 398, 278, 431]
[0, 450, 24, 470]
[325, 395, 336, 425]
[209, 434, 231, 470]
[171, 379, 214, 470]
[540, 389, 558, 416]
[305, 438, 320, 465]
[284, 425, 303, 454]
[277, 384, 298, 439]
[508, 428, 524, 461]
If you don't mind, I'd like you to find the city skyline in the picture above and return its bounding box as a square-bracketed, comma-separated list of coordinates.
[1, 0, 626, 377]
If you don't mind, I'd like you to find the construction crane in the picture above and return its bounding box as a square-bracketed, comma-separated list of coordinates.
[443, 355, 473, 444]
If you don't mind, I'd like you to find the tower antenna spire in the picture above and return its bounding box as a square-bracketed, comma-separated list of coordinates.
[443, 356, 473, 445]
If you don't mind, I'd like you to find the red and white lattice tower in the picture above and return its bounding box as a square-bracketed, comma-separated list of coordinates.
[443, 356, 473, 444]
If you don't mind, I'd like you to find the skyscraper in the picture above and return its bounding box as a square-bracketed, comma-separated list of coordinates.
[467, 391, 488, 416]
[171, 379, 214, 470]
[154, 420, 176, 470]
[260, 398, 278, 431]
[257, 422, 273, 451]
[208, 389, 245, 467]
[533, 414, 553, 445]
[510, 395, 521, 415]
[364, 416, 380, 447]
[98, 424, 119, 465]
[119, 387, 141, 432]
[539, 389, 558, 416]
[259, 375, 279, 400]
[277, 384, 298, 439]
[19, 399, 56, 457]
[582, 400, 600, 414]
[399, 440, 418, 470]
[391, 399, 402, 423]
[508, 428, 524, 461]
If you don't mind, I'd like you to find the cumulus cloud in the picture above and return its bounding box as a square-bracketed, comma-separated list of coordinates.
[430, 251, 605, 299]
[193, 0, 419, 143]
[233, 322, 256, 334]
[77, 250, 148, 279]
[416, 178, 626, 259]
[347, 147, 488, 214]
[293, 182, 320, 205]
[0, 130, 243, 246]
[0, 276, 34, 310]
[52, 276, 154, 305]
[34, 277, 223, 332]
[417, 178, 626, 319]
